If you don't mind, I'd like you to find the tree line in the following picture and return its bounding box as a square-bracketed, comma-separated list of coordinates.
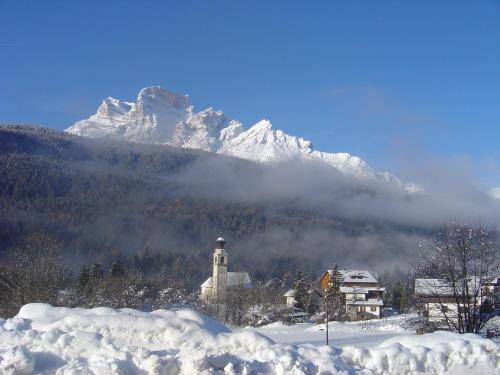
[0, 124, 431, 277]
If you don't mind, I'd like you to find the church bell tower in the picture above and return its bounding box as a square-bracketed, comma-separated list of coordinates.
[212, 234, 228, 300]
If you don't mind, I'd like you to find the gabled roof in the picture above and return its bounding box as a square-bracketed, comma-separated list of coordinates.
[200, 272, 252, 288]
[200, 278, 212, 288]
[415, 278, 453, 296]
[415, 277, 482, 297]
[227, 272, 252, 287]
[326, 269, 378, 284]
[283, 289, 296, 297]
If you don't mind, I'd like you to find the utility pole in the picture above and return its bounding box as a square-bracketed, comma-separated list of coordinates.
[325, 294, 329, 345]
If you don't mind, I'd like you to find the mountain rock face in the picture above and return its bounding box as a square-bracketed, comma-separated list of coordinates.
[67, 86, 414, 189]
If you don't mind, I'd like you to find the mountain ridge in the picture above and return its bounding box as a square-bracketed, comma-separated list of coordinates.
[66, 86, 420, 192]
[0, 124, 427, 279]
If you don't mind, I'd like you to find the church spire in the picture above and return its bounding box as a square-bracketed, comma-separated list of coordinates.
[216, 232, 226, 249]
[212, 232, 228, 300]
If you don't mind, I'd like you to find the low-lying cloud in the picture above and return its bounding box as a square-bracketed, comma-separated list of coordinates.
[169, 154, 500, 229]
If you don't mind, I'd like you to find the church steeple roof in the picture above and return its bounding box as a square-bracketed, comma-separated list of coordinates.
[216, 233, 226, 249]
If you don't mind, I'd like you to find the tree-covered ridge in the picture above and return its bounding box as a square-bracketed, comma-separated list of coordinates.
[0, 125, 427, 290]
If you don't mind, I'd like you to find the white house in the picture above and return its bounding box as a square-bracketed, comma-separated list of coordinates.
[283, 289, 296, 307]
[320, 269, 385, 319]
[200, 235, 251, 301]
[415, 277, 498, 324]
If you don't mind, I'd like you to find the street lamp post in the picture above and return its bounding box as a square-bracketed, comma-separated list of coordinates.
[325, 294, 329, 345]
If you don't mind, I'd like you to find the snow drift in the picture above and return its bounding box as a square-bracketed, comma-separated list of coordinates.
[1, 304, 499, 374]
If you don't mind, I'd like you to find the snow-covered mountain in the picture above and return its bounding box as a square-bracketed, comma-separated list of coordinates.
[67, 86, 415, 189]
[488, 187, 500, 200]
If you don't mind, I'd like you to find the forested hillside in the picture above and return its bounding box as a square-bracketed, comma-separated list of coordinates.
[0, 125, 427, 288]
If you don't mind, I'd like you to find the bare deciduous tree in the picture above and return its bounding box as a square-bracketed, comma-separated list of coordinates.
[416, 223, 499, 333]
[0, 231, 62, 317]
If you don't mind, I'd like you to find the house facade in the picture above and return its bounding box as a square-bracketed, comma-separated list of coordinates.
[320, 269, 385, 320]
[415, 277, 499, 324]
[200, 235, 251, 302]
[414, 279, 460, 323]
[283, 289, 296, 307]
[483, 276, 500, 309]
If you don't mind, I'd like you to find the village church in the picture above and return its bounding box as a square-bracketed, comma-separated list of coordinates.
[200, 235, 251, 301]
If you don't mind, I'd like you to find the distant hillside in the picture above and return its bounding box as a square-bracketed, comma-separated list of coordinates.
[0, 125, 429, 285]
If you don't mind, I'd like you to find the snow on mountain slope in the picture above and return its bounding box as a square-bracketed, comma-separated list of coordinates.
[218, 119, 312, 163]
[67, 86, 409, 188]
[488, 187, 500, 200]
[172, 107, 242, 152]
[68, 87, 192, 144]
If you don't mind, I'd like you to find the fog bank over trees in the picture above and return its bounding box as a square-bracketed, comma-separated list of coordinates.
[1, 125, 499, 280]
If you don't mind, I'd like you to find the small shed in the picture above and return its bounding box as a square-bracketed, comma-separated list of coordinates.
[284, 310, 309, 324]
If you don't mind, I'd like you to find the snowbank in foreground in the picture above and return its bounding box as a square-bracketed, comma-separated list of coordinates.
[0, 304, 498, 374]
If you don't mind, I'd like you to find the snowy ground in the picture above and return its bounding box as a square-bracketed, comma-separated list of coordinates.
[0, 304, 498, 374]
[246, 315, 411, 348]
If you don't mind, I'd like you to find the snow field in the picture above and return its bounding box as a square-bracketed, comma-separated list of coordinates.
[0, 304, 498, 374]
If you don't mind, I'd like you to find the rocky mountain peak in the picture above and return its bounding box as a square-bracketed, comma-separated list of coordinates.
[66, 86, 412, 190]
[135, 86, 190, 113]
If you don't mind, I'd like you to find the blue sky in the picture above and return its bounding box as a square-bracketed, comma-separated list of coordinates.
[1, 1, 499, 186]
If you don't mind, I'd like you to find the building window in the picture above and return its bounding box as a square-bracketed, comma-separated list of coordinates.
[370, 306, 376, 312]
[221, 256, 224, 264]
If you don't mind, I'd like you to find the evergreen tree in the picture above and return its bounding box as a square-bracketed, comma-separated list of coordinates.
[78, 266, 90, 289]
[383, 286, 393, 310]
[293, 271, 309, 311]
[391, 281, 404, 311]
[479, 298, 494, 315]
[324, 264, 345, 321]
[89, 263, 103, 279]
[110, 259, 126, 278]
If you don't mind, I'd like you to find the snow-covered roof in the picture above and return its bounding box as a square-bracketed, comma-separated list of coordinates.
[327, 269, 378, 284]
[283, 289, 296, 297]
[200, 278, 212, 288]
[415, 278, 482, 297]
[415, 279, 450, 296]
[227, 272, 251, 287]
[216, 236, 225, 242]
[200, 272, 252, 288]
